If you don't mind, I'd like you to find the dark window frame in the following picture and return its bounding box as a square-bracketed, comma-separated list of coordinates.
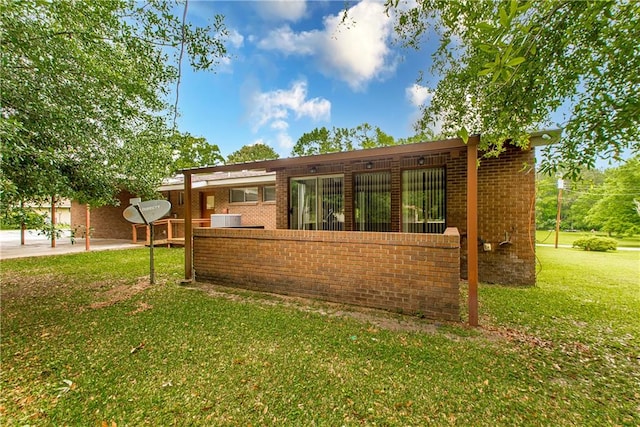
[230, 187, 259, 203]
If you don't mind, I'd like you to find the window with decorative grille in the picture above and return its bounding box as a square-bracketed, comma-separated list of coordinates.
[354, 171, 391, 232]
[402, 167, 446, 233]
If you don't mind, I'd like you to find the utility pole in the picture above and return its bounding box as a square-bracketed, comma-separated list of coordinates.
[555, 178, 564, 249]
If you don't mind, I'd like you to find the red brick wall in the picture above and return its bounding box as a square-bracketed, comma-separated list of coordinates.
[476, 147, 536, 284]
[194, 227, 461, 321]
[71, 191, 137, 240]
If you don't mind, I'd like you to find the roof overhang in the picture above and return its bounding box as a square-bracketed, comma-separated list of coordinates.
[158, 172, 276, 191]
[529, 129, 562, 147]
[181, 136, 475, 175]
[180, 130, 561, 176]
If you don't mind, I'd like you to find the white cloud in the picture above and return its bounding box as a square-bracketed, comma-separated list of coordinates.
[256, 0, 307, 22]
[247, 80, 329, 153]
[215, 29, 245, 73]
[257, 0, 397, 91]
[227, 29, 245, 49]
[276, 132, 294, 150]
[258, 25, 317, 55]
[271, 120, 289, 131]
[250, 80, 331, 131]
[406, 84, 433, 107]
[405, 83, 443, 136]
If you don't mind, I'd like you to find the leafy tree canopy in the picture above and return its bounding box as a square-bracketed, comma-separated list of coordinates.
[292, 123, 398, 156]
[171, 132, 224, 172]
[586, 156, 640, 236]
[1, 0, 227, 210]
[387, 0, 639, 178]
[536, 157, 640, 236]
[227, 143, 280, 164]
[536, 169, 604, 231]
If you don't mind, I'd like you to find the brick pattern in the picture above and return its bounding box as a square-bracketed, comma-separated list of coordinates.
[476, 147, 536, 284]
[194, 227, 461, 320]
[71, 191, 137, 240]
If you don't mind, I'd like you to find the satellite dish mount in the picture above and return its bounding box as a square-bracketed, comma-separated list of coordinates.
[123, 198, 172, 285]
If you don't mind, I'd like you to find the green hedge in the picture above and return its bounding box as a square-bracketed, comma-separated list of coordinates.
[572, 236, 618, 252]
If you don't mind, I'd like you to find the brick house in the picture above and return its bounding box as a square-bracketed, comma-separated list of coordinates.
[158, 170, 276, 229]
[182, 133, 558, 323]
[71, 170, 276, 241]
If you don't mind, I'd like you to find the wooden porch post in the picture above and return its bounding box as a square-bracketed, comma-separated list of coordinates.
[85, 204, 91, 251]
[467, 137, 479, 326]
[184, 172, 193, 280]
[20, 200, 25, 246]
[51, 195, 56, 248]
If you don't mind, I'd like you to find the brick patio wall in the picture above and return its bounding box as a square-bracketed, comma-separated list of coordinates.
[194, 227, 461, 321]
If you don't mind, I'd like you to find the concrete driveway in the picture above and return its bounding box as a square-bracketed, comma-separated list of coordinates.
[0, 230, 140, 260]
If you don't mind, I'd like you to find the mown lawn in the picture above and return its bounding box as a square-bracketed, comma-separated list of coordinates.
[536, 230, 640, 248]
[1, 247, 638, 425]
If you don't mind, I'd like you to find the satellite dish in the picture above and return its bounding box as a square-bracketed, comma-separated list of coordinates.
[123, 200, 171, 224]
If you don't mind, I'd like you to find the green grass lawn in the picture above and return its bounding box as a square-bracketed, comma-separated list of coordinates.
[536, 229, 640, 248]
[1, 247, 639, 425]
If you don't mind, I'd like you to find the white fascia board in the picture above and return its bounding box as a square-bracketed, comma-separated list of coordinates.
[157, 173, 276, 192]
[158, 181, 209, 191]
[204, 174, 275, 188]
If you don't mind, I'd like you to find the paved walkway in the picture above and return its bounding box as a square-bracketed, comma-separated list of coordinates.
[0, 230, 141, 260]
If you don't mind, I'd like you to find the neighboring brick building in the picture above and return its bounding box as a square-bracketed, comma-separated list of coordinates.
[71, 191, 137, 240]
[185, 133, 557, 321]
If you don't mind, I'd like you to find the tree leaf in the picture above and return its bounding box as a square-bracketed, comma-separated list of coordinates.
[458, 127, 469, 144]
[477, 22, 495, 32]
[505, 56, 526, 67]
[499, 7, 509, 27]
[510, 0, 518, 18]
[477, 44, 496, 53]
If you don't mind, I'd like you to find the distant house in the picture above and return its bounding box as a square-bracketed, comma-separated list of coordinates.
[181, 133, 559, 322]
[70, 170, 276, 241]
[29, 198, 72, 225]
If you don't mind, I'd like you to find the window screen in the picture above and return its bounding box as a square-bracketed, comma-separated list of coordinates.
[402, 167, 446, 233]
[354, 171, 391, 232]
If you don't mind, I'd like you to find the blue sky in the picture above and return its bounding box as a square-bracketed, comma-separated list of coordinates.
[171, 1, 631, 170]
[173, 0, 438, 159]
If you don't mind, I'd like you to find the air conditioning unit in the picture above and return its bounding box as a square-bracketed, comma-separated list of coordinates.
[210, 214, 242, 228]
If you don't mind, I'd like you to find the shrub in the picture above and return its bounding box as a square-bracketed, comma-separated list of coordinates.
[572, 236, 618, 252]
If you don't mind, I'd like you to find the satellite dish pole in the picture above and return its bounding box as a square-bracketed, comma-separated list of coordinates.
[132, 198, 155, 284]
[123, 198, 172, 285]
